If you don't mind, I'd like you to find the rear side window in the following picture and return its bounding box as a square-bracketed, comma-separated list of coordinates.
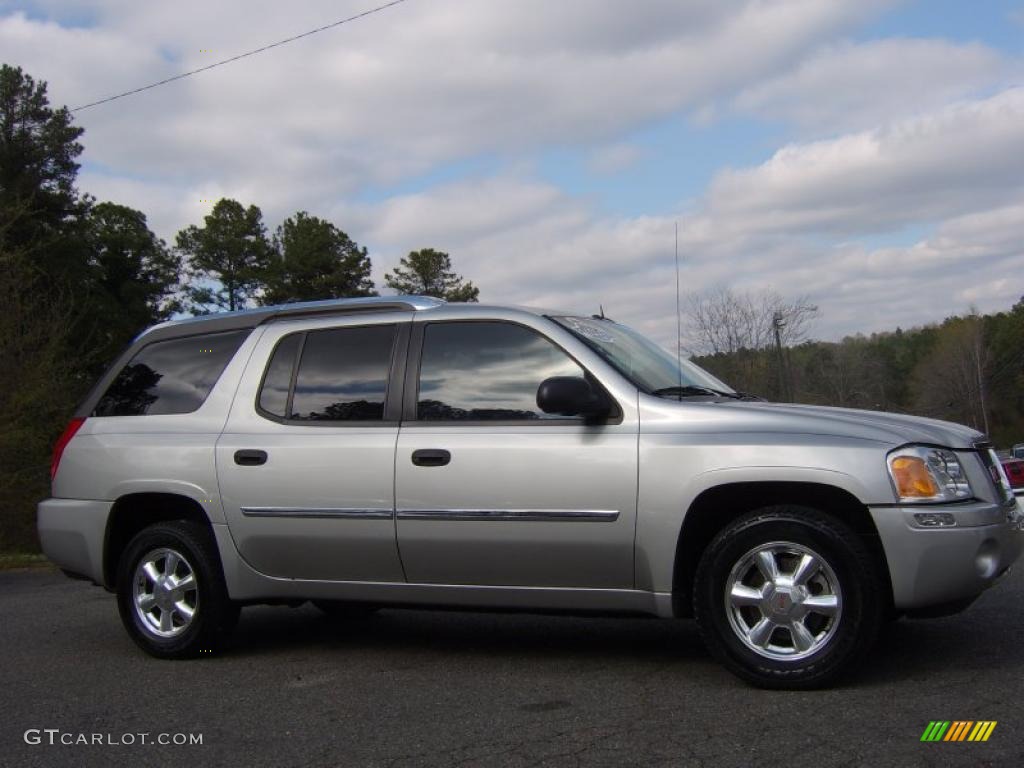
[94, 330, 249, 416]
[257, 333, 301, 417]
[257, 325, 396, 422]
[417, 321, 585, 421]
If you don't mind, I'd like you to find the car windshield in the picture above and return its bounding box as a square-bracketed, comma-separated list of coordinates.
[551, 315, 735, 396]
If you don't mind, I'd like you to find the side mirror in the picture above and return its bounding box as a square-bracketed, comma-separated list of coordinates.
[536, 376, 610, 417]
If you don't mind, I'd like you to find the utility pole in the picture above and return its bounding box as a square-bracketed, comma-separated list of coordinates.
[973, 319, 990, 434]
[773, 311, 790, 402]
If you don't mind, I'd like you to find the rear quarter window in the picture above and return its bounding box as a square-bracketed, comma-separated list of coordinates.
[93, 330, 249, 416]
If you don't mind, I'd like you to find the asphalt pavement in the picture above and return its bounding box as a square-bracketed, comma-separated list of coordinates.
[1, 566, 1021, 767]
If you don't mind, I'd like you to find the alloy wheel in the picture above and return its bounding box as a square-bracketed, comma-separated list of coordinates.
[132, 547, 199, 638]
[723, 541, 842, 661]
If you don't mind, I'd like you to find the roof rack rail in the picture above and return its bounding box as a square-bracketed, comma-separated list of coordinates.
[139, 295, 445, 340]
[256, 295, 445, 323]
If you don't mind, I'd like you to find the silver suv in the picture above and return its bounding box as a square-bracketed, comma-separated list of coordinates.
[38, 297, 1023, 688]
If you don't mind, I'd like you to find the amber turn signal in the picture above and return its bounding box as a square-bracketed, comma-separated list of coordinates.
[890, 456, 941, 499]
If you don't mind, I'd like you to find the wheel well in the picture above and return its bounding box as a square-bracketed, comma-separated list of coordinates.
[103, 493, 212, 589]
[672, 482, 893, 618]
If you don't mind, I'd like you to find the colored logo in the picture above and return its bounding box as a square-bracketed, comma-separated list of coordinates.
[921, 721, 996, 742]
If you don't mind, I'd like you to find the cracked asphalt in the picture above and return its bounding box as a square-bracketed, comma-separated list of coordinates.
[1, 566, 1022, 768]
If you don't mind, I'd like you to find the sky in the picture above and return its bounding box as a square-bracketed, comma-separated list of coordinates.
[2, 0, 1023, 349]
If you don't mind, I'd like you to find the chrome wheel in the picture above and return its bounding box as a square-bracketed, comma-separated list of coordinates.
[724, 541, 842, 661]
[133, 547, 198, 638]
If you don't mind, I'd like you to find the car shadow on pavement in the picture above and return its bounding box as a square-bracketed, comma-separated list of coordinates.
[231, 603, 709, 665]
[225, 578, 1024, 690]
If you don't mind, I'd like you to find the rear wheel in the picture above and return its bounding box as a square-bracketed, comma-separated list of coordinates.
[116, 521, 239, 659]
[693, 505, 883, 689]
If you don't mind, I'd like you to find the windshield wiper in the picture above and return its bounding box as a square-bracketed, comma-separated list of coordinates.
[732, 391, 766, 401]
[652, 385, 728, 399]
[651, 386, 764, 401]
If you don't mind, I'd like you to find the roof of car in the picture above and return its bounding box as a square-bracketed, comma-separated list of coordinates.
[133, 296, 589, 346]
[136, 295, 447, 344]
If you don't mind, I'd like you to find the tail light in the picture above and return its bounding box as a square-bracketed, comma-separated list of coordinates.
[50, 417, 86, 481]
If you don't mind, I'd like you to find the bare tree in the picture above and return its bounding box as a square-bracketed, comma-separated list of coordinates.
[685, 287, 819, 356]
[684, 288, 818, 399]
[912, 313, 991, 431]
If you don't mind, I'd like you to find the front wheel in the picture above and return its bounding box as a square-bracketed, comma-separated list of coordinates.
[693, 506, 884, 689]
[116, 521, 239, 659]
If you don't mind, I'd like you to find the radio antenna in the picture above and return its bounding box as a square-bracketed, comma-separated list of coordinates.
[674, 221, 683, 396]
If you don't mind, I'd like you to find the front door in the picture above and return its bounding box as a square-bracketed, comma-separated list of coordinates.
[395, 319, 638, 588]
[217, 317, 409, 582]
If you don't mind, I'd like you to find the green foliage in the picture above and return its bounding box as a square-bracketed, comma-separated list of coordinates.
[261, 211, 376, 305]
[385, 248, 479, 302]
[0, 66, 184, 550]
[0, 64, 86, 273]
[0, 64, 90, 550]
[0, 245, 87, 551]
[176, 198, 272, 313]
[84, 202, 181, 364]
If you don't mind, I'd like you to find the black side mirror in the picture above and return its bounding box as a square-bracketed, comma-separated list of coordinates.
[536, 376, 610, 417]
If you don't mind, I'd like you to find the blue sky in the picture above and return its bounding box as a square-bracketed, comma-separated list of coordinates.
[2, 0, 1023, 346]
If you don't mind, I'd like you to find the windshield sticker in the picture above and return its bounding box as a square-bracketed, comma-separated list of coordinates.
[563, 317, 615, 343]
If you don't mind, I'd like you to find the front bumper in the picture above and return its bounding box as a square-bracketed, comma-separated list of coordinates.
[870, 499, 1023, 611]
[37, 498, 112, 585]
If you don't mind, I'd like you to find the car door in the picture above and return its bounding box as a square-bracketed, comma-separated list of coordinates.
[217, 315, 410, 582]
[395, 317, 639, 588]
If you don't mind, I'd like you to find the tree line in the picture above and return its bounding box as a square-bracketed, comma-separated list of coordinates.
[0, 64, 477, 550]
[687, 288, 1024, 446]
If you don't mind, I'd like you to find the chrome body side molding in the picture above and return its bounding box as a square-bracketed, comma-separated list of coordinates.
[240, 507, 393, 520]
[395, 509, 620, 522]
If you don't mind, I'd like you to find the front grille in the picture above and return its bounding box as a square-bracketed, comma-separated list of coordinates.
[976, 441, 1014, 505]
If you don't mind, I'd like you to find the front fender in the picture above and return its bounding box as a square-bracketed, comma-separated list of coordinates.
[635, 435, 889, 593]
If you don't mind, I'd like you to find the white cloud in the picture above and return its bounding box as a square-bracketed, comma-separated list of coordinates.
[350, 88, 1024, 348]
[706, 88, 1024, 236]
[734, 38, 1018, 132]
[4, 0, 1022, 353]
[2, 1, 894, 195]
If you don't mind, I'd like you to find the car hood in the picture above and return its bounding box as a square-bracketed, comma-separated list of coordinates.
[688, 400, 986, 449]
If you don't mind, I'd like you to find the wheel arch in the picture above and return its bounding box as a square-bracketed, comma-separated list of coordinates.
[671, 481, 893, 618]
[103, 492, 214, 590]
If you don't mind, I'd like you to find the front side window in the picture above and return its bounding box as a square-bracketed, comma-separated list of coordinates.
[258, 324, 396, 422]
[94, 330, 249, 416]
[417, 322, 586, 421]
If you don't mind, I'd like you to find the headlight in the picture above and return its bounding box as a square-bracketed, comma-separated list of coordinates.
[887, 446, 972, 503]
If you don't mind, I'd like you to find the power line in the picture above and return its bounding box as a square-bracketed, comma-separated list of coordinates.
[71, 0, 410, 113]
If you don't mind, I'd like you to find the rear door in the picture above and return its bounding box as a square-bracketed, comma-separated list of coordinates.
[394, 318, 639, 588]
[217, 314, 410, 582]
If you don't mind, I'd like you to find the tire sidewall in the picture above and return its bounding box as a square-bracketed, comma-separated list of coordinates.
[695, 508, 879, 688]
[116, 522, 234, 658]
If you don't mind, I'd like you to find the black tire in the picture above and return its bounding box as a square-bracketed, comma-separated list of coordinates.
[693, 505, 884, 689]
[311, 600, 380, 620]
[116, 520, 240, 659]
